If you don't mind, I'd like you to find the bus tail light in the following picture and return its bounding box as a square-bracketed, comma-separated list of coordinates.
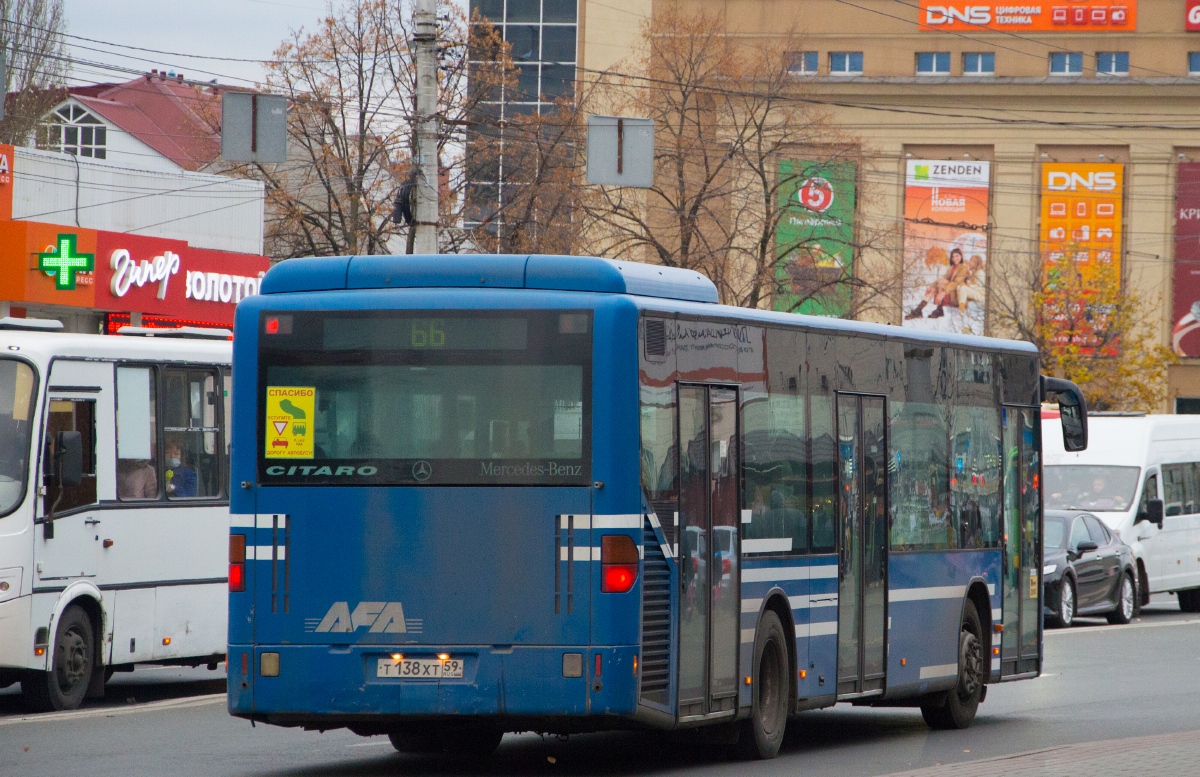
[229, 534, 246, 592]
[601, 535, 638, 593]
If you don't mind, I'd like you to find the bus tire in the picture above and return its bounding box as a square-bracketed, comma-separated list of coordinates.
[387, 725, 442, 754]
[438, 725, 504, 758]
[1179, 588, 1200, 613]
[920, 603, 983, 731]
[736, 609, 789, 760]
[21, 605, 94, 712]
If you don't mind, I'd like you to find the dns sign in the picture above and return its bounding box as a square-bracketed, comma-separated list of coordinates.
[795, 176, 835, 213]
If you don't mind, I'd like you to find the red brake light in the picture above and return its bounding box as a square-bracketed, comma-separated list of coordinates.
[602, 564, 638, 593]
[601, 534, 639, 593]
[723, 558, 731, 575]
[265, 317, 279, 334]
[229, 534, 246, 592]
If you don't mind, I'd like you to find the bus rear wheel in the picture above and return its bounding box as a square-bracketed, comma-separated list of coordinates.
[21, 605, 94, 712]
[921, 604, 983, 731]
[388, 724, 503, 758]
[737, 609, 789, 759]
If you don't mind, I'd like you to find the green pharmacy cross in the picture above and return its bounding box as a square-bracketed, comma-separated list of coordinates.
[38, 234, 94, 290]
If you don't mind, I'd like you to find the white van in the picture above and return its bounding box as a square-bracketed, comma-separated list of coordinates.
[0, 320, 232, 710]
[1043, 412, 1200, 612]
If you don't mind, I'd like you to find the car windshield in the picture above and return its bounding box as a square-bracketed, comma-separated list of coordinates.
[0, 358, 37, 517]
[1044, 516, 1069, 549]
[1045, 465, 1140, 512]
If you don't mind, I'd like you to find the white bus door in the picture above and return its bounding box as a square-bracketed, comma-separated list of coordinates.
[36, 362, 114, 584]
[835, 394, 888, 698]
[677, 385, 740, 719]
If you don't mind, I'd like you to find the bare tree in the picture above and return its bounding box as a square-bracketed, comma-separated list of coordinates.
[0, 0, 69, 146]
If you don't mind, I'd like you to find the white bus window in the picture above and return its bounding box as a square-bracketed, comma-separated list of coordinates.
[163, 369, 221, 499]
[43, 399, 97, 513]
[0, 360, 36, 517]
[116, 367, 158, 500]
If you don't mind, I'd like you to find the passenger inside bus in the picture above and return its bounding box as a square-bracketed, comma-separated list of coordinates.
[117, 459, 157, 499]
[165, 438, 197, 498]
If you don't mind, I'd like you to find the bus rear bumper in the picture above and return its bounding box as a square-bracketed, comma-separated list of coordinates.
[228, 643, 640, 726]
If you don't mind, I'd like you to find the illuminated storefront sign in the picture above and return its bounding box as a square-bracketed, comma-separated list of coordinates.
[1188, 0, 1200, 31]
[38, 234, 95, 290]
[919, 1, 1137, 32]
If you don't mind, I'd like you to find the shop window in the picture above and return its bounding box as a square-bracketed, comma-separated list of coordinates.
[788, 51, 819, 75]
[1096, 52, 1129, 76]
[42, 103, 108, 160]
[916, 52, 950, 75]
[963, 52, 994, 76]
[1190, 53, 1200, 76]
[1176, 396, 1200, 413]
[1049, 52, 1083, 76]
[829, 52, 863, 76]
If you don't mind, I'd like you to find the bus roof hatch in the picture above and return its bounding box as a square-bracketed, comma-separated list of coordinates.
[259, 254, 720, 304]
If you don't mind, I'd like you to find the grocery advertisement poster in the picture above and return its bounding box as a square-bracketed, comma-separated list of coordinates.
[1172, 163, 1200, 357]
[1039, 162, 1124, 353]
[774, 159, 856, 317]
[901, 159, 991, 335]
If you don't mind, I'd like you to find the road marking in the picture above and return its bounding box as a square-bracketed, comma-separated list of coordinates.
[0, 693, 224, 727]
[1043, 617, 1200, 636]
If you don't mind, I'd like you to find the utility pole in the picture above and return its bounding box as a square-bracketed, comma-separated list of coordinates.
[413, 0, 439, 254]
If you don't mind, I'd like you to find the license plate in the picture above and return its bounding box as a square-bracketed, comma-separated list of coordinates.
[376, 657, 464, 679]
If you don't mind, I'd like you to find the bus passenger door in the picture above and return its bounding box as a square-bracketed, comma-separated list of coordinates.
[677, 385, 740, 718]
[835, 394, 888, 698]
[1001, 407, 1041, 677]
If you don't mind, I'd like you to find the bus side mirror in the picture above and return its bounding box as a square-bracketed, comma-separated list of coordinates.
[54, 430, 83, 487]
[1041, 376, 1088, 452]
[1137, 498, 1164, 528]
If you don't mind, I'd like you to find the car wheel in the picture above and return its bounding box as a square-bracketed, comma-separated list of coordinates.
[736, 609, 790, 759]
[21, 605, 94, 712]
[1107, 573, 1136, 625]
[921, 604, 984, 730]
[1179, 588, 1200, 613]
[1055, 578, 1076, 628]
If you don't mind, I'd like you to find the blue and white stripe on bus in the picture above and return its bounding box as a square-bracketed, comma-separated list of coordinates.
[889, 583, 996, 601]
[740, 593, 839, 613]
[742, 565, 838, 583]
[556, 514, 642, 530]
[244, 545, 285, 561]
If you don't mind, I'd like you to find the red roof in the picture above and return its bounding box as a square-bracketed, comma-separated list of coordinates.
[65, 74, 222, 171]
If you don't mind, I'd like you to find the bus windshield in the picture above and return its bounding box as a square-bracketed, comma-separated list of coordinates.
[256, 310, 591, 486]
[0, 359, 37, 517]
[1044, 465, 1140, 512]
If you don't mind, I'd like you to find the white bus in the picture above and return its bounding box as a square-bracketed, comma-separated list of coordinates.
[1044, 411, 1200, 613]
[0, 320, 232, 710]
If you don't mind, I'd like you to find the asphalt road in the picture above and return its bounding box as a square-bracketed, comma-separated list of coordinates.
[2, 595, 1198, 777]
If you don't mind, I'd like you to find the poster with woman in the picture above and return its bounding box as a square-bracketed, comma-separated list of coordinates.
[901, 160, 991, 335]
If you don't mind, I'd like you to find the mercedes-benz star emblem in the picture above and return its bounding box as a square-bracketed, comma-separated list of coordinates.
[412, 461, 432, 481]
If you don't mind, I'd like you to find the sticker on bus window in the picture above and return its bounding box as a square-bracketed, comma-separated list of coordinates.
[265, 387, 315, 459]
[1029, 567, 1038, 599]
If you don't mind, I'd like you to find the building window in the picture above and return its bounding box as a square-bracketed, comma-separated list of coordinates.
[43, 103, 107, 159]
[829, 52, 863, 76]
[916, 52, 950, 75]
[1190, 53, 1200, 76]
[787, 51, 819, 75]
[963, 52, 995, 76]
[1049, 52, 1083, 76]
[1096, 51, 1129, 76]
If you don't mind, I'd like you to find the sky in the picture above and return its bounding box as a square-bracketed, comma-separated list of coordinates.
[61, 0, 333, 88]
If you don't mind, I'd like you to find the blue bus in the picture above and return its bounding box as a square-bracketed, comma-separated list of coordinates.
[227, 254, 1087, 759]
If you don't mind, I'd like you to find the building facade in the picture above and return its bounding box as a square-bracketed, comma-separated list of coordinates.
[574, 0, 1200, 411]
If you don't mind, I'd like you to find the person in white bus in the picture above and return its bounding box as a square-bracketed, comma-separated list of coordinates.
[1080, 476, 1122, 511]
[117, 458, 157, 499]
[165, 438, 197, 498]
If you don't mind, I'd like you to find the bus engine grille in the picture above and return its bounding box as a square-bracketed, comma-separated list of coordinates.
[640, 517, 671, 705]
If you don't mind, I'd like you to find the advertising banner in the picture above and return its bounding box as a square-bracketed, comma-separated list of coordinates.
[918, 1, 1136, 32]
[1171, 163, 1200, 356]
[1188, 0, 1200, 31]
[901, 159, 990, 335]
[774, 159, 856, 317]
[1039, 162, 1124, 352]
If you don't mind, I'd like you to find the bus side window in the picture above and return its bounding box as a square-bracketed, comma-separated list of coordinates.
[43, 399, 97, 513]
[162, 369, 221, 499]
[116, 367, 159, 500]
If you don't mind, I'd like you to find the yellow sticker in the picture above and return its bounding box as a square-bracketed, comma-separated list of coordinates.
[265, 386, 315, 459]
[1029, 568, 1038, 599]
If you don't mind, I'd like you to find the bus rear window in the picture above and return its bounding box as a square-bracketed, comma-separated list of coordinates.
[257, 310, 591, 486]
